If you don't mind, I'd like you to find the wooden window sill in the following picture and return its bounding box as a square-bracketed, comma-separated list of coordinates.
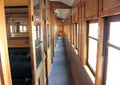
[84, 65, 95, 84]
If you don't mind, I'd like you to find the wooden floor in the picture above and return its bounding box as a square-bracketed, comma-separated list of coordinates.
[49, 37, 74, 85]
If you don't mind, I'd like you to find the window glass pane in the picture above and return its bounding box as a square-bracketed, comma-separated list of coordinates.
[89, 23, 98, 38]
[76, 24, 79, 48]
[23, 26, 27, 32]
[88, 38, 97, 72]
[19, 25, 23, 32]
[106, 47, 120, 85]
[38, 25, 40, 39]
[34, 26, 37, 40]
[72, 25, 74, 44]
[109, 22, 120, 47]
[10, 25, 13, 33]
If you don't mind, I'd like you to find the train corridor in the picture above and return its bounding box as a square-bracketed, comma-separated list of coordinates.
[49, 37, 74, 85]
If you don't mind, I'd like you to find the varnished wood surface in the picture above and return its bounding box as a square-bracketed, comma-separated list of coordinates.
[0, 0, 12, 85]
[85, 0, 98, 20]
[0, 52, 4, 85]
[29, 0, 36, 84]
[8, 39, 30, 48]
[2, 0, 120, 85]
[4, 0, 28, 6]
[10, 32, 29, 38]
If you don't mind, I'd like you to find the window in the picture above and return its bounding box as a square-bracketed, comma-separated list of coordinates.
[37, 25, 40, 39]
[33, 24, 41, 41]
[74, 24, 76, 47]
[19, 25, 23, 32]
[71, 24, 74, 44]
[72, 23, 78, 49]
[34, 25, 37, 40]
[103, 16, 120, 85]
[76, 24, 79, 49]
[10, 25, 13, 33]
[87, 22, 98, 74]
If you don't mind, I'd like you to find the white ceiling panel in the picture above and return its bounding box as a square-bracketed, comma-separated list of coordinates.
[55, 9, 70, 19]
[50, 0, 75, 6]
[50, 0, 77, 19]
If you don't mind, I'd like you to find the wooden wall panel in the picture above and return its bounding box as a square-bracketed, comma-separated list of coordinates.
[72, 7, 79, 23]
[58, 21, 63, 36]
[63, 19, 71, 39]
[72, 14, 75, 23]
[99, 0, 120, 17]
[75, 8, 78, 23]
[72, 8, 75, 23]
[78, 7, 82, 58]
[85, 0, 98, 20]
[103, 0, 120, 11]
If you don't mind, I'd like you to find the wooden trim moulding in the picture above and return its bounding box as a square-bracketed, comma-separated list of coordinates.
[5, 6, 28, 8]
[85, 15, 98, 21]
[6, 14, 28, 18]
[99, 7, 120, 17]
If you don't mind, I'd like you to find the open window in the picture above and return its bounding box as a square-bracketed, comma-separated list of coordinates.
[103, 15, 120, 85]
[87, 21, 98, 75]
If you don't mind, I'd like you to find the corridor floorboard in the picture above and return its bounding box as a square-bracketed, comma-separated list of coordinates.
[49, 37, 74, 85]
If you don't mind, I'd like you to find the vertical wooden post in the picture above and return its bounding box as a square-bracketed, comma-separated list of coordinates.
[0, 0, 12, 85]
[0, 52, 4, 85]
[78, 5, 82, 59]
[95, 18, 104, 85]
[81, 3, 87, 64]
[29, 0, 36, 85]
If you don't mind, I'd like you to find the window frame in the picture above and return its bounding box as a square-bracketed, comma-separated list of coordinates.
[87, 20, 99, 76]
[102, 15, 120, 85]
